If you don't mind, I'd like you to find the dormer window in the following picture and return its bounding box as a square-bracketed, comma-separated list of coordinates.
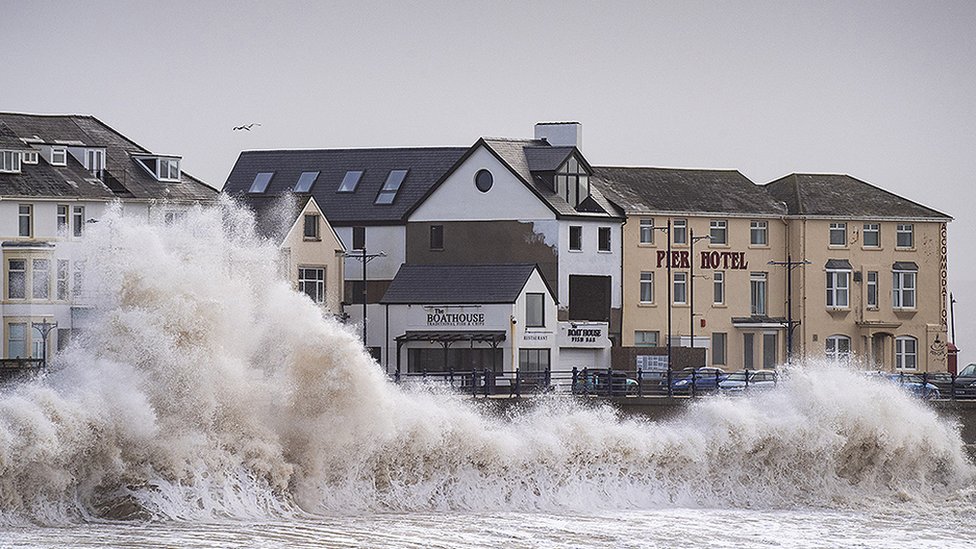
[50, 147, 67, 166]
[555, 155, 589, 208]
[22, 151, 38, 165]
[134, 155, 181, 182]
[85, 149, 105, 179]
[0, 151, 22, 173]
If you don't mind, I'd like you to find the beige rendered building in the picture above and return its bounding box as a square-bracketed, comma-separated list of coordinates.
[592, 169, 951, 373]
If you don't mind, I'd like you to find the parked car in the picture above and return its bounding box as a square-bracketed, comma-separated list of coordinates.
[671, 367, 728, 393]
[883, 373, 941, 400]
[718, 369, 778, 392]
[574, 369, 638, 396]
[950, 364, 976, 398]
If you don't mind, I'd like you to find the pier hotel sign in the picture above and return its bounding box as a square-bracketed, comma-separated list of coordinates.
[657, 250, 750, 270]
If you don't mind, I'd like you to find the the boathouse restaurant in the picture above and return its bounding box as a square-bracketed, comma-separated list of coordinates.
[379, 263, 611, 376]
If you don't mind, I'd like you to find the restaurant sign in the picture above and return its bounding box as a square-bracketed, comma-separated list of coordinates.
[557, 322, 610, 348]
[425, 306, 486, 327]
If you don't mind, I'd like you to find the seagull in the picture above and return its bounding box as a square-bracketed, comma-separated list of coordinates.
[233, 123, 261, 131]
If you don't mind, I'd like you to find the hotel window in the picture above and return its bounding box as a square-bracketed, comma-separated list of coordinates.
[713, 271, 725, 304]
[1, 150, 22, 173]
[896, 224, 914, 248]
[750, 220, 768, 246]
[829, 223, 847, 246]
[673, 219, 687, 245]
[895, 336, 918, 370]
[893, 267, 916, 309]
[430, 225, 444, 250]
[32, 259, 50, 300]
[18, 204, 32, 237]
[750, 272, 767, 315]
[598, 227, 611, 252]
[72, 206, 85, 237]
[7, 323, 27, 358]
[57, 259, 69, 301]
[303, 214, 320, 240]
[526, 293, 545, 327]
[673, 272, 687, 304]
[8, 259, 26, 299]
[712, 332, 727, 365]
[569, 225, 582, 251]
[635, 330, 659, 347]
[639, 219, 654, 244]
[866, 271, 878, 309]
[639, 271, 654, 303]
[298, 267, 325, 304]
[826, 269, 850, 308]
[57, 205, 69, 234]
[50, 147, 67, 166]
[825, 335, 851, 363]
[862, 223, 880, 248]
[519, 348, 550, 373]
[73, 261, 85, 298]
[709, 220, 727, 245]
[352, 226, 365, 250]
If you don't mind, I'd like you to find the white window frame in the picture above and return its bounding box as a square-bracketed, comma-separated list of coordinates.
[157, 158, 180, 181]
[598, 226, 611, 252]
[57, 204, 69, 235]
[829, 222, 847, 246]
[713, 271, 725, 305]
[635, 330, 659, 347]
[6, 322, 27, 359]
[639, 219, 654, 245]
[50, 147, 67, 166]
[86, 149, 105, 177]
[825, 335, 851, 363]
[31, 258, 50, 300]
[866, 271, 878, 309]
[72, 205, 85, 238]
[862, 223, 880, 248]
[672, 219, 687, 245]
[893, 269, 916, 309]
[750, 220, 768, 246]
[826, 269, 850, 309]
[298, 266, 326, 304]
[639, 271, 654, 303]
[709, 219, 727, 245]
[750, 272, 767, 315]
[895, 336, 918, 370]
[1, 150, 22, 173]
[57, 259, 69, 301]
[22, 151, 38, 165]
[18, 204, 32, 237]
[673, 272, 687, 304]
[568, 225, 582, 252]
[7, 259, 27, 300]
[896, 224, 914, 248]
[526, 293, 545, 327]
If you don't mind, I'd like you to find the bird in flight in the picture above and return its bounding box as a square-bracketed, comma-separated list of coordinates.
[233, 123, 261, 131]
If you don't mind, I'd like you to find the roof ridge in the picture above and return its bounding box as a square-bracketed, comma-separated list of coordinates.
[593, 165, 742, 173]
[238, 145, 469, 154]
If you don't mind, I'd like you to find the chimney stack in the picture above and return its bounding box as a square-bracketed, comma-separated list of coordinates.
[534, 121, 582, 150]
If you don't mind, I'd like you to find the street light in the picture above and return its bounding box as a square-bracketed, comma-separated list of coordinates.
[688, 228, 711, 357]
[653, 220, 673, 392]
[344, 248, 386, 348]
[768, 255, 810, 366]
[31, 320, 57, 368]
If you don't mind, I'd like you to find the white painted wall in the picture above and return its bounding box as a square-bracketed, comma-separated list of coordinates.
[409, 146, 555, 222]
[334, 224, 405, 280]
[557, 219, 622, 308]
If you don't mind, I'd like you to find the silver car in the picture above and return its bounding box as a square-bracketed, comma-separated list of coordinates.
[719, 369, 778, 392]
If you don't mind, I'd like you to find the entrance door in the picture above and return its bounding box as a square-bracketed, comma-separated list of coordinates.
[871, 334, 886, 370]
[743, 333, 754, 370]
[763, 333, 777, 369]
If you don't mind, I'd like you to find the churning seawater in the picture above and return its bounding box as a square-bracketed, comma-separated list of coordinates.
[1, 199, 974, 548]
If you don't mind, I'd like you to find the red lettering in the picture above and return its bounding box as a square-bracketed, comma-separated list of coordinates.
[657, 250, 667, 268]
[700, 251, 711, 269]
[730, 253, 740, 269]
[739, 252, 748, 269]
[671, 251, 681, 269]
[722, 252, 731, 269]
[680, 251, 690, 269]
[710, 251, 720, 270]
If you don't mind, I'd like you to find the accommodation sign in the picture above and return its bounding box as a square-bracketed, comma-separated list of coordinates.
[426, 307, 486, 327]
[656, 250, 749, 270]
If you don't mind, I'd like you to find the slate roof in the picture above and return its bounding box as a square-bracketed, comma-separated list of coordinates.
[764, 174, 950, 220]
[0, 122, 29, 149]
[0, 112, 217, 201]
[524, 146, 575, 172]
[237, 193, 313, 242]
[381, 263, 546, 304]
[223, 147, 468, 225]
[590, 166, 788, 216]
[480, 138, 622, 219]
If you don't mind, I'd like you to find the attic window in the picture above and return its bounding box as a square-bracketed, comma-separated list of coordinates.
[375, 169, 407, 204]
[158, 158, 180, 181]
[22, 151, 38, 165]
[294, 171, 319, 193]
[338, 170, 363, 192]
[0, 151, 22, 173]
[50, 147, 67, 166]
[555, 155, 589, 208]
[249, 172, 274, 193]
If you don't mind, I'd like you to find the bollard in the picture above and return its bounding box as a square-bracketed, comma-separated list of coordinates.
[572, 367, 579, 395]
[449, 368, 454, 388]
[484, 368, 490, 396]
[515, 367, 521, 398]
[607, 367, 613, 397]
[637, 368, 643, 397]
[667, 368, 673, 398]
[471, 369, 477, 396]
[691, 369, 697, 398]
[951, 372, 957, 400]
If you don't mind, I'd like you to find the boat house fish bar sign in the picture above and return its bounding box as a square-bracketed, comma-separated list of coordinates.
[656, 250, 750, 270]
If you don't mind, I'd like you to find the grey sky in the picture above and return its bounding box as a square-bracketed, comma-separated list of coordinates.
[3, 0, 974, 363]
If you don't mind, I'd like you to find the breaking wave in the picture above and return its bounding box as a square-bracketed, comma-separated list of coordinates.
[0, 198, 973, 525]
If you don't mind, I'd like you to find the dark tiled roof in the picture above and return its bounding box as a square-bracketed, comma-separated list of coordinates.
[524, 146, 575, 172]
[764, 174, 950, 219]
[0, 122, 29, 149]
[237, 193, 312, 242]
[223, 147, 468, 225]
[590, 166, 788, 216]
[482, 138, 622, 219]
[0, 112, 217, 201]
[381, 263, 540, 304]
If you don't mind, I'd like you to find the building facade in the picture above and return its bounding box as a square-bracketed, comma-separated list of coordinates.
[0, 113, 217, 361]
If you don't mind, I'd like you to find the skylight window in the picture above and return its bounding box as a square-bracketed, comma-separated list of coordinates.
[375, 169, 407, 204]
[249, 172, 274, 193]
[338, 170, 363, 192]
[294, 171, 319, 193]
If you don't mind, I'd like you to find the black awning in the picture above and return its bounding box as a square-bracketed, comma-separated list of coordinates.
[893, 261, 918, 271]
[396, 330, 507, 344]
[825, 259, 853, 270]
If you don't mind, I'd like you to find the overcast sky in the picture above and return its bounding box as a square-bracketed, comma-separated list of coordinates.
[3, 0, 974, 363]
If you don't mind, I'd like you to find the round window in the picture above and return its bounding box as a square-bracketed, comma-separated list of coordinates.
[475, 169, 493, 192]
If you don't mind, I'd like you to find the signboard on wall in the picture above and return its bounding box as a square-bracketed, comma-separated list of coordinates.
[557, 322, 610, 348]
[424, 306, 486, 327]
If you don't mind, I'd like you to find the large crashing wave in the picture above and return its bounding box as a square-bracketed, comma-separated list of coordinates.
[0, 198, 972, 524]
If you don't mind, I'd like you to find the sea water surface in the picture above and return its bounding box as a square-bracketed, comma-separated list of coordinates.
[0, 199, 973, 547]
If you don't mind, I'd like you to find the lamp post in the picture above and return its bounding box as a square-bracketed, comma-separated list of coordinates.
[31, 320, 57, 368]
[689, 228, 711, 358]
[653, 220, 673, 389]
[768, 255, 810, 366]
[345, 248, 386, 348]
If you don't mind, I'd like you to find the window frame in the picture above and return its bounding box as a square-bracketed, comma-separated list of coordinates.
[750, 220, 768, 246]
[895, 336, 918, 370]
[639, 271, 654, 304]
[351, 226, 365, 251]
[57, 259, 69, 301]
[0, 150, 22, 173]
[634, 330, 660, 347]
[896, 224, 914, 248]
[862, 223, 880, 248]
[429, 224, 444, 251]
[672, 219, 687, 245]
[893, 269, 917, 309]
[750, 272, 767, 315]
[31, 258, 50, 300]
[294, 171, 320, 193]
[375, 169, 408, 205]
[598, 226, 611, 252]
[57, 205, 69, 235]
[826, 269, 851, 309]
[72, 205, 85, 237]
[673, 272, 688, 305]
[50, 147, 67, 166]
[303, 214, 320, 240]
[639, 219, 654, 245]
[713, 271, 725, 305]
[518, 348, 550, 373]
[6, 322, 28, 359]
[18, 204, 32, 237]
[825, 334, 851, 363]
[712, 332, 727, 365]
[297, 266, 326, 304]
[525, 292, 545, 327]
[568, 225, 582, 252]
[866, 271, 879, 309]
[7, 259, 27, 300]
[337, 170, 363, 193]
[709, 219, 727, 245]
[829, 222, 847, 247]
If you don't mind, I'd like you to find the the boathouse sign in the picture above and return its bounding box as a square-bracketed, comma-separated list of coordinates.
[426, 307, 486, 327]
[656, 250, 750, 270]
